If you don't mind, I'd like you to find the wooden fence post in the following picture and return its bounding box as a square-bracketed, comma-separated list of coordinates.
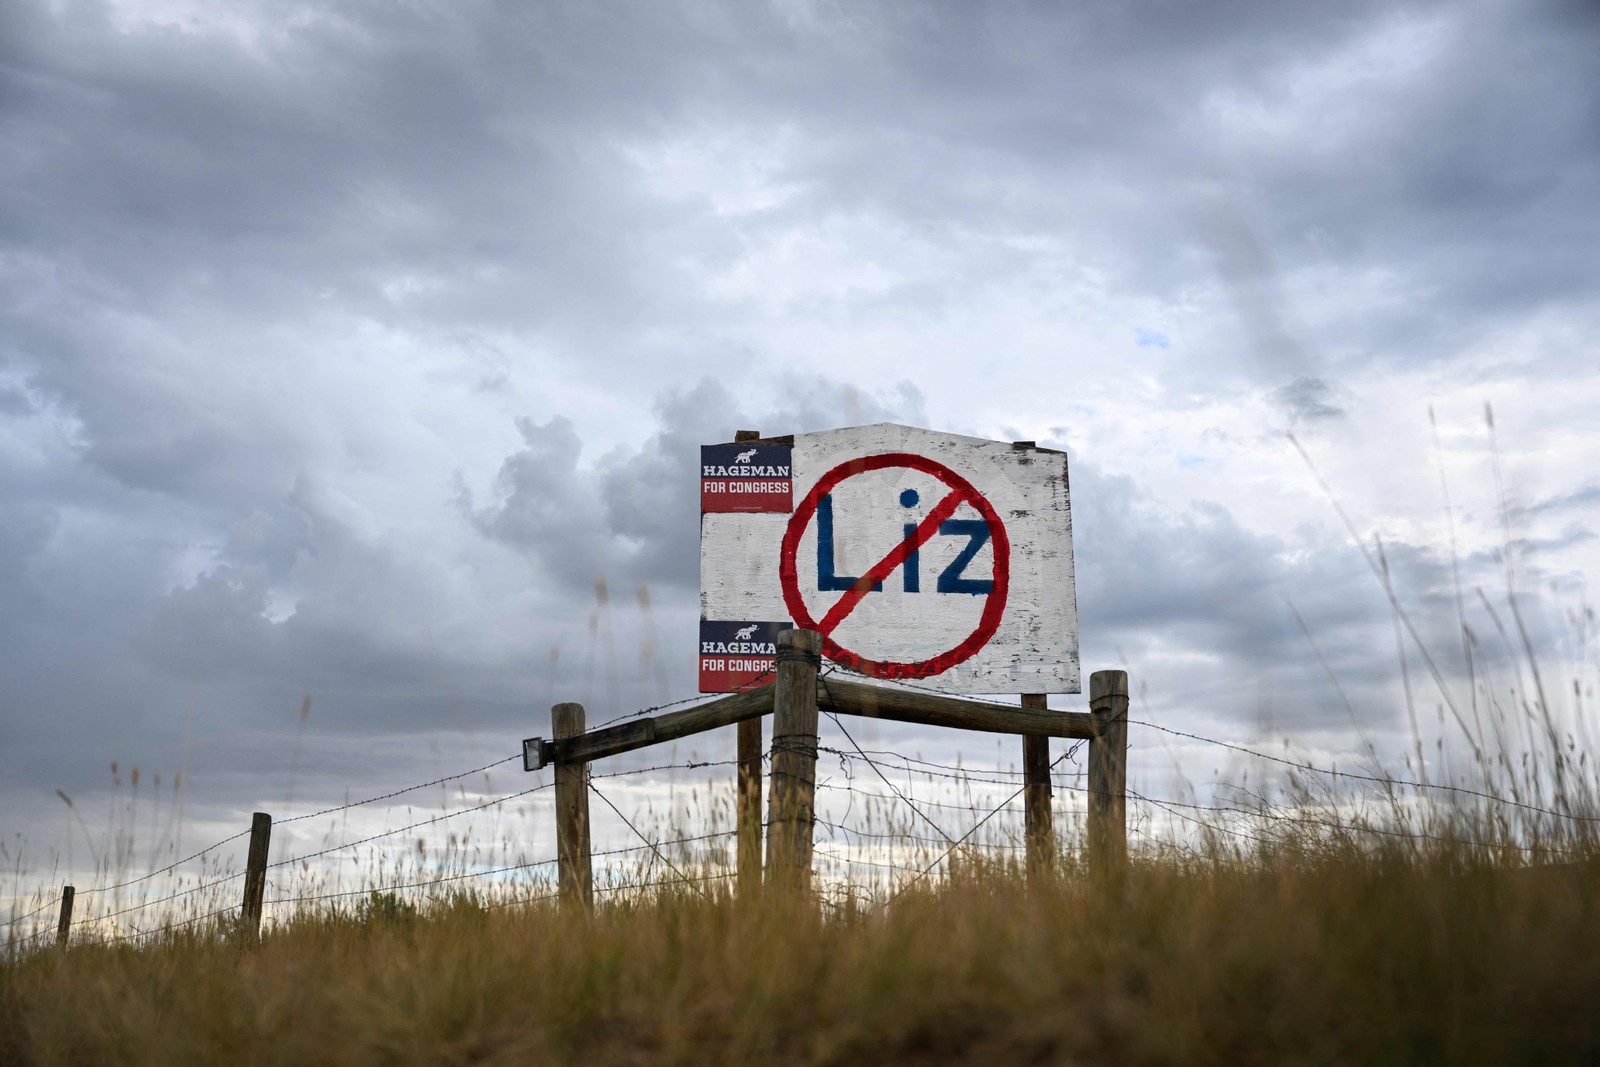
[55, 885, 74, 946]
[1021, 694, 1053, 876]
[242, 812, 271, 941]
[738, 716, 764, 899]
[1088, 670, 1129, 877]
[733, 429, 765, 899]
[765, 628, 821, 894]
[553, 702, 594, 911]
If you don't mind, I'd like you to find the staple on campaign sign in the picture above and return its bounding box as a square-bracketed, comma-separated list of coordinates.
[699, 424, 1078, 695]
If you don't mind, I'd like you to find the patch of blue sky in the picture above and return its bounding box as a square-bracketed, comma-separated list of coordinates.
[1134, 327, 1171, 349]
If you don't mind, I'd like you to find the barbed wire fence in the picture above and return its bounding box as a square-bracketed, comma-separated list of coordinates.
[6, 676, 1596, 956]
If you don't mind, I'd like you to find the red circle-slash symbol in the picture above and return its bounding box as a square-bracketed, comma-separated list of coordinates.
[778, 452, 1010, 680]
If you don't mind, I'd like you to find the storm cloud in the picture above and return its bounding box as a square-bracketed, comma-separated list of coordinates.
[1, 0, 1596, 882]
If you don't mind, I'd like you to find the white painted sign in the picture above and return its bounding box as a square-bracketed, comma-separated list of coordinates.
[700, 423, 1078, 695]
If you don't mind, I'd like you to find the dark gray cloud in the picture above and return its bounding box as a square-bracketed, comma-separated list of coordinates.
[1273, 378, 1345, 424]
[469, 374, 927, 593]
[1517, 483, 1600, 521]
[0, 0, 1595, 885]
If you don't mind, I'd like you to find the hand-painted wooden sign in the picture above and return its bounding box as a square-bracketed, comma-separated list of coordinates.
[699, 424, 1078, 695]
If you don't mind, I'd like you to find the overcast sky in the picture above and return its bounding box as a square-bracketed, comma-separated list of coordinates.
[3, 0, 1597, 898]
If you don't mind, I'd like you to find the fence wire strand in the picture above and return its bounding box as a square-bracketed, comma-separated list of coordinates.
[278, 754, 523, 826]
[19, 688, 1600, 949]
[268, 782, 554, 871]
[1131, 719, 1600, 824]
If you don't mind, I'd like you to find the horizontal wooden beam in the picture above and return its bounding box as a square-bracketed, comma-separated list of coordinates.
[523, 674, 1095, 771]
[817, 676, 1096, 740]
[526, 686, 776, 768]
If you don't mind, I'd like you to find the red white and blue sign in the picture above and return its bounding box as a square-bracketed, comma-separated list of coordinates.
[701, 442, 792, 513]
[779, 453, 1010, 680]
[699, 424, 1078, 695]
[697, 619, 793, 692]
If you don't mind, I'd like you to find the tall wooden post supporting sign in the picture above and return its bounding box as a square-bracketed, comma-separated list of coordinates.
[733, 429, 766, 898]
[766, 628, 822, 894]
[737, 720, 764, 899]
[1021, 695, 1053, 875]
[553, 702, 594, 911]
[1088, 670, 1129, 875]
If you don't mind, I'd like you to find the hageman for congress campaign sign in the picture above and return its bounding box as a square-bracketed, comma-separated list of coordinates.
[700, 442, 792, 513]
[698, 424, 1078, 696]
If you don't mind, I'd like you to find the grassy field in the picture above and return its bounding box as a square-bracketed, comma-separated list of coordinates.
[8, 660, 1598, 1066]
[4, 822, 1599, 1066]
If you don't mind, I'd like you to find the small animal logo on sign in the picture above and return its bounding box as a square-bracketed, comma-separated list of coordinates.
[733, 624, 758, 640]
[734, 448, 758, 464]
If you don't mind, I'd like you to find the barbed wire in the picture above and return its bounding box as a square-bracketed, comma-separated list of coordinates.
[821, 746, 1033, 780]
[263, 858, 561, 907]
[814, 817, 1027, 852]
[486, 869, 734, 909]
[9, 756, 729, 928]
[20, 759, 745, 936]
[883, 741, 1085, 907]
[25, 689, 1600, 940]
[0, 897, 60, 930]
[72, 870, 246, 928]
[588, 780, 713, 900]
[1132, 720, 1600, 824]
[267, 782, 554, 871]
[15, 752, 534, 919]
[815, 749, 1073, 790]
[1125, 790, 1584, 859]
[278, 754, 523, 826]
[591, 759, 741, 781]
[86, 896, 255, 947]
[18, 726, 730, 926]
[1133, 791, 1267, 847]
[814, 780, 1041, 813]
[55, 827, 254, 903]
[813, 846, 929, 876]
[57, 828, 743, 939]
[823, 705, 957, 846]
[592, 829, 737, 858]
[6, 926, 53, 952]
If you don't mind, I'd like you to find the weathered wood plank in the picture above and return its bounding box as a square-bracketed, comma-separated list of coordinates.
[816, 676, 1096, 739]
[543, 686, 776, 766]
[533, 676, 1087, 771]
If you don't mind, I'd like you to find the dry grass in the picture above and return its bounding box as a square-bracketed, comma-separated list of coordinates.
[3, 825, 1599, 1066]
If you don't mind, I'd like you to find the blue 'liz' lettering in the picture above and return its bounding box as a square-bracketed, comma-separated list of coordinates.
[936, 520, 993, 594]
[817, 493, 882, 592]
